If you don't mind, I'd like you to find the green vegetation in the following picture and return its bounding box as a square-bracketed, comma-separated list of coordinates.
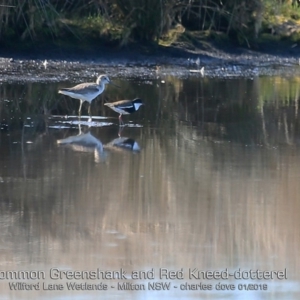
[1, 0, 300, 49]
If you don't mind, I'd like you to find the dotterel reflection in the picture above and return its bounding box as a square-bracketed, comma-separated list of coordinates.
[105, 137, 140, 153]
[104, 126, 141, 153]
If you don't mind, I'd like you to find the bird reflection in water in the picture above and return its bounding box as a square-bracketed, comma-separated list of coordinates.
[105, 137, 140, 153]
[57, 124, 106, 163]
[104, 126, 141, 153]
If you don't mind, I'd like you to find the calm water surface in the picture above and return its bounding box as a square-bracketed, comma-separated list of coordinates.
[0, 75, 300, 299]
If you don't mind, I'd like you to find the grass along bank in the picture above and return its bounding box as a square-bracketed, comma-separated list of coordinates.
[1, 0, 300, 53]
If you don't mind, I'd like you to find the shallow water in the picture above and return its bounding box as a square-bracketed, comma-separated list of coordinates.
[0, 75, 300, 299]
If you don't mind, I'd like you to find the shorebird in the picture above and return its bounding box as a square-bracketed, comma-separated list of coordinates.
[58, 75, 117, 117]
[104, 98, 144, 125]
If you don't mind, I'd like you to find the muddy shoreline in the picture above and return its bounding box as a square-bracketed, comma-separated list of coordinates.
[1, 41, 300, 82]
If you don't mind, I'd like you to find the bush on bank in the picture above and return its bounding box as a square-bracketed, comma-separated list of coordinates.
[0, 0, 300, 48]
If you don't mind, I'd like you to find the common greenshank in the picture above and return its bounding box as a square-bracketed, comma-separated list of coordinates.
[58, 74, 117, 117]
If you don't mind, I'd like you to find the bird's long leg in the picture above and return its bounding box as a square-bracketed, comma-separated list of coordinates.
[118, 125, 124, 137]
[88, 103, 91, 118]
[119, 114, 124, 126]
[78, 100, 83, 118]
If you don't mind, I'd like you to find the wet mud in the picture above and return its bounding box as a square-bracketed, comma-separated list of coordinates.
[0, 43, 300, 83]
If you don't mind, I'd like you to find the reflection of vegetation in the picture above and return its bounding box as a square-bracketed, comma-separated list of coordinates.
[0, 83, 62, 130]
[1, 76, 300, 146]
[257, 77, 300, 107]
[1, 76, 300, 277]
[175, 76, 300, 145]
[1, 1, 300, 48]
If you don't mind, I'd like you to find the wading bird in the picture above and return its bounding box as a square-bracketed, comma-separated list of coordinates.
[104, 98, 144, 125]
[58, 75, 118, 118]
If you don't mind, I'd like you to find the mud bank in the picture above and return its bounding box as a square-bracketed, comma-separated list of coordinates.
[0, 42, 300, 83]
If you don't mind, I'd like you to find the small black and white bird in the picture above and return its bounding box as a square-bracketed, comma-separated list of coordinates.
[104, 98, 144, 125]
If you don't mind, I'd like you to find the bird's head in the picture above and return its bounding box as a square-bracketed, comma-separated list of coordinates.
[97, 74, 120, 88]
[133, 98, 144, 111]
[97, 75, 111, 85]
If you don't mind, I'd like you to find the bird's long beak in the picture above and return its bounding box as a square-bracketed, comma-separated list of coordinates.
[109, 81, 120, 88]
